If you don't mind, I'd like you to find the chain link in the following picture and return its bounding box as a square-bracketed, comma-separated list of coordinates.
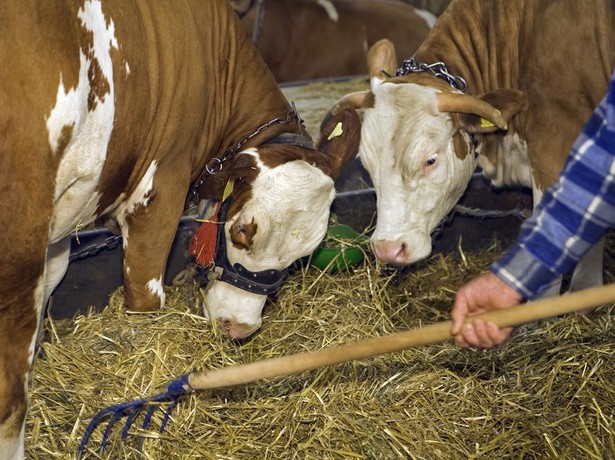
[395, 58, 467, 92]
[69, 235, 122, 263]
[205, 110, 299, 175]
[188, 110, 300, 205]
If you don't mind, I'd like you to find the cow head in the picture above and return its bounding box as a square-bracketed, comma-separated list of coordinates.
[201, 108, 360, 339]
[326, 39, 525, 265]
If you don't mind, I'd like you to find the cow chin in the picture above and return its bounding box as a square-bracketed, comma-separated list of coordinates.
[370, 231, 432, 265]
[202, 280, 266, 340]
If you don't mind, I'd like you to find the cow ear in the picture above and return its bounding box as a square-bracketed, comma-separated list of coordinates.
[229, 218, 257, 250]
[317, 107, 362, 180]
[367, 39, 398, 88]
[442, 89, 526, 133]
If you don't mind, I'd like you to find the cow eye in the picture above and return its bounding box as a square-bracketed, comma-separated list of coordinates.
[426, 154, 438, 166]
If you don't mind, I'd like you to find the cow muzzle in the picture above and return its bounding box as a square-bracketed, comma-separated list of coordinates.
[202, 281, 266, 339]
[370, 232, 432, 265]
[195, 200, 285, 339]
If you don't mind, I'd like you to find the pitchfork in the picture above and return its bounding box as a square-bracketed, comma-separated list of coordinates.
[77, 283, 615, 457]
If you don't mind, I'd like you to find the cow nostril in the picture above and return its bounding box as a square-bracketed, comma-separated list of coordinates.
[218, 319, 232, 334]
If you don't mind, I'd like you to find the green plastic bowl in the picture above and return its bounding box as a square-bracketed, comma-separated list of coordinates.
[310, 224, 367, 272]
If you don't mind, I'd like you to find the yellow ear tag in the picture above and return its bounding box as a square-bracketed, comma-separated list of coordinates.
[480, 118, 495, 128]
[327, 122, 344, 140]
[222, 180, 234, 202]
[480, 109, 502, 128]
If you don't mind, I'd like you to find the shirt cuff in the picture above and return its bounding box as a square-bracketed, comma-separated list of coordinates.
[490, 244, 560, 300]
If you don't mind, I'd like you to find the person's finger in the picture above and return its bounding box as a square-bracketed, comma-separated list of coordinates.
[471, 319, 496, 348]
[450, 296, 469, 335]
[484, 321, 514, 346]
[454, 330, 470, 348]
[460, 323, 484, 348]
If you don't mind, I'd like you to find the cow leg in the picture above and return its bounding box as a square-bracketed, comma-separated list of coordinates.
[119, 168, 189, 312]
[0, 248, 46, 460]
[33, 238, 72, 348]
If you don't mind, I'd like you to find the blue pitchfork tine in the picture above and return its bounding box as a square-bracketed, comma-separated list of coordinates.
[77, 284, 615, 457]
[78, 373, 192, 456]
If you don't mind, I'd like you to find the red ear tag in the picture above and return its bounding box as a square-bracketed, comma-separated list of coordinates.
[189, 201, 221, 267]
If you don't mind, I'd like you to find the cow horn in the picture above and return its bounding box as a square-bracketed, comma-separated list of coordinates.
[321, 90, 373, 133]
[436, 92, 507, 130]
[331, 90, 373, 113]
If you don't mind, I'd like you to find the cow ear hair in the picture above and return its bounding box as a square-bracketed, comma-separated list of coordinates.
[316, 107, 362, 180]
[457, 89, 526, 133]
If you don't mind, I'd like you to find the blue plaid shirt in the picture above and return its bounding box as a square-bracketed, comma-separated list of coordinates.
[492, 71, 615, 299]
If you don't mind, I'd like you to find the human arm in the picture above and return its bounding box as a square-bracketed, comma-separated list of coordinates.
[452, 71, 615, 348]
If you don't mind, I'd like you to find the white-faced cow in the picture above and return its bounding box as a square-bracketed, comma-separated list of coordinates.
[233, 0, 436, 82]
[0, 0, 360, 457]
[327, 0, 615, 293]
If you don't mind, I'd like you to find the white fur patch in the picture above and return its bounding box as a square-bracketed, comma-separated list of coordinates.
[0, 416, 25, 460]
[114, 160, 158, 247]
[479, 133, 531, 188]
[146, 277, 166, 305]
[413, 7, 437, 28]
[47, 0, 118, 243]
[226, 149, 334, 271]
[318, 0, 339, 21]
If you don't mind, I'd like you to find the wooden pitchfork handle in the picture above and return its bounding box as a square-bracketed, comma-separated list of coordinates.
[186, 283, 615, 391]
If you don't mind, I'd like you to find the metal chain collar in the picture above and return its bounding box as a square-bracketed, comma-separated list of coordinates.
[205, 110, 300, 175]
[187, 109, 302, 206]
[395, 58, 468, 93]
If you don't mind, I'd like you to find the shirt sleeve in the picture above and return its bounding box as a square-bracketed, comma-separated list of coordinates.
[491, 71, 615, 300]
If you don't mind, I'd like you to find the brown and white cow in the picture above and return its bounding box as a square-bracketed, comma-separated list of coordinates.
[0, 0, 360, 457]
[233, 0, 435, 82]
[328, 0, 615, 290]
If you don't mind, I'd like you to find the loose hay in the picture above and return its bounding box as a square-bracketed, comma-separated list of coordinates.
[26, 237, 615, 459]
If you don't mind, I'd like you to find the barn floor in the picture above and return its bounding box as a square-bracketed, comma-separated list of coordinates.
[26, 230, 615, 459]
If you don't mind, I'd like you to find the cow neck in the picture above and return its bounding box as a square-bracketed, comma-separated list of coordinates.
[187, 109, 313, 207]
[410, 1, 521, 95]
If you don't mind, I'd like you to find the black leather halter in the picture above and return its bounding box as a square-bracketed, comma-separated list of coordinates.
[211, 200, 286, 295]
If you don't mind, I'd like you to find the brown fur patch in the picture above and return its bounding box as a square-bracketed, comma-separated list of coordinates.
[238, 0, 431, 83]
[452, 130, 471, 160]
[86, 55, 111, 112]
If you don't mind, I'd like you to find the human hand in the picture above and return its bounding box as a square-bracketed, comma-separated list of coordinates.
[451, 272, 523, 348]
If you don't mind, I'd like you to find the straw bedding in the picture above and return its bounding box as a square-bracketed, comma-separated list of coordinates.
[26, 233, 615, 459]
